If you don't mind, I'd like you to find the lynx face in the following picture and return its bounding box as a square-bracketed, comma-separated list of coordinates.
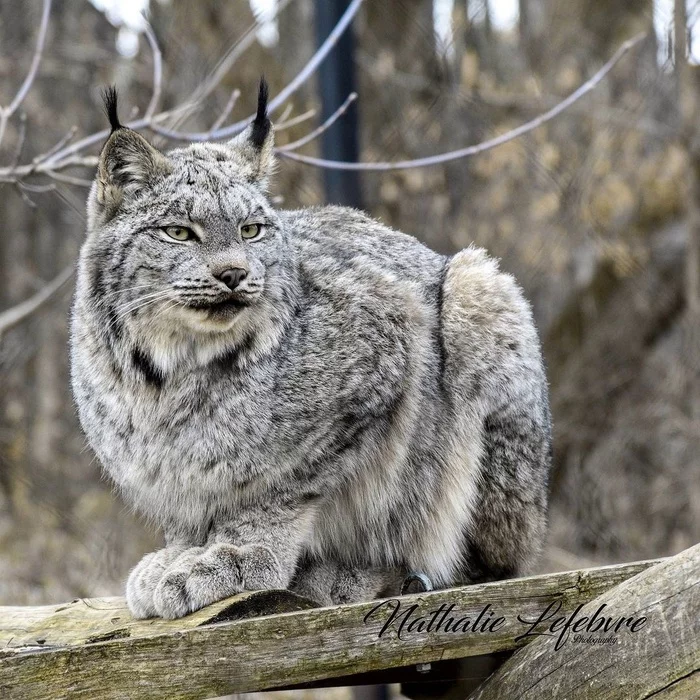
[89, 149, 282, 334]
[79, 81, 291, 368]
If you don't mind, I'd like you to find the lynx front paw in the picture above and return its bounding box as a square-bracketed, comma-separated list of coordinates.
[152, 543, 284, 619]
[125, 546, 189, 619]
[291, 560, 403, 606]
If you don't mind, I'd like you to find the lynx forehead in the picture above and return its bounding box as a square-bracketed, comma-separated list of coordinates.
[70, 79, 551, 620]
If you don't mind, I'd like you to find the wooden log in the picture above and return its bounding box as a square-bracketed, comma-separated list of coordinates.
[0, 557, 663, 699]
[0, 589, 319, 650]
[469, 543, 700, 699]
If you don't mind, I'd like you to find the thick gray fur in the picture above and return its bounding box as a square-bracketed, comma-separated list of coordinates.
[70, 88, 551, 619]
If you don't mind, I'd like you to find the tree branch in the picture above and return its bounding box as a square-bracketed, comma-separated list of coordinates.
[149, 0, 365, 141]
[278, 92, 357, 152]
[278, 33, 647, 171]
[0, 16, 646, 192]
[0, 0, 362, 184]
[0, 265, 73, 339]
[275, 108, 316, 131]
[143, 23, 163, 120]
[209, 89, 241, 134]
[0, 0, 51, 149]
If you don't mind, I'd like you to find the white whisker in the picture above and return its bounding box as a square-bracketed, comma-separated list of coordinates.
[114, 291, 171, 317]
[92, 284, 156, 312]
[101, 290, 173, 334]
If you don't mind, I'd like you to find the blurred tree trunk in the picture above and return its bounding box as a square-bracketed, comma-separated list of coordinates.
[358, 0, 441, 141]
[0, 0, 37, 513]
[465, 0, 498, 74]
[676, 0, 700, 314]
[0, 0, 108, 517]
[149, 0, 263, 104]
[362, 0, 438, 85]
[356, 0, 444, 233]
[518, 0, 546, 71]
[543, 0, 652, 68]
[278, 0, 314, 86]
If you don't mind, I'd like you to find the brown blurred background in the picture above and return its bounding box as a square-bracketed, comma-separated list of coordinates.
[0, 0, 698, 628]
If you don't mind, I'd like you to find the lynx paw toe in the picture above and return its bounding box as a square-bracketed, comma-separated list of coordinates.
[152, 543, 284, 619]
[151, 547, 206, 619]
[292, 561, 401, 606]
[126, 546, 187, 619]
[153, 569, 192, 619]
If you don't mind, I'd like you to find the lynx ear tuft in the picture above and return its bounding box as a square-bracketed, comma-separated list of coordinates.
[251, 77, 271, 150]
[102, 86, 122, 134]
[226, 77, 275, 189]
[92, 88, 171, 220]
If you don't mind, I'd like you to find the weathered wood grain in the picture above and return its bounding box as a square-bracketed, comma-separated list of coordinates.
[0, 558, 665, 699]
[0, 589, 319, 649]
[469, 544, 700, 700]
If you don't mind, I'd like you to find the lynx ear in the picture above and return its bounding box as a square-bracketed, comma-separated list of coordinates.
[94, 87, 171, 217]
[227, 78, 275, 188]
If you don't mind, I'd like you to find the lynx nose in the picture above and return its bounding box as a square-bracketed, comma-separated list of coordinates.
[216, 267, 248, 291]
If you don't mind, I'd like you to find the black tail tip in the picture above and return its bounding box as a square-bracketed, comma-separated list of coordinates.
[251, 76, 271, 149]
[102, 86, 122, 133]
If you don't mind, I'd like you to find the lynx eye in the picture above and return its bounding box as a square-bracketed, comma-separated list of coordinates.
[240, 223, 264, 240]
[162, 226, 195, 242]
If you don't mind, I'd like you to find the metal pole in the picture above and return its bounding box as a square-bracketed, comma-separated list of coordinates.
[314, 0, 363, 208]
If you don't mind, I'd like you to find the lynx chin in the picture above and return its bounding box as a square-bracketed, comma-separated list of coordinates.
[70, 79, 551, 619]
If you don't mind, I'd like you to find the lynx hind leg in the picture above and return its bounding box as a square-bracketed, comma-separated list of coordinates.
[291, 557, 403, 606]
[460, 400, 551, 584]
[441, 248, 552, 583]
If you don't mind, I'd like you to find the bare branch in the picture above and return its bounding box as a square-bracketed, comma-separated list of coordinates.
[178, 0, 297, 118]
[274, 108, 316, 131]
[277, 102, 295, 125]
[14, 182, 38, 208]
[0, 265, 73, 339]
[150, 0, 365, 142]
[32, 125, 77, 165]
[0, 0, 360, 184]
[152, 0, 298, 136]
[278, 33, 647, 171]
[143, 23, 163, 120]
[43, 155, 98, 172]
[5, 0, 52, 116]
[10, 113, 28, 168]
[355, 50, 677, 141]
[263, 0, 363, 119]
[0, 0, 52, 148]
[209, 89, 241, 133]
[17, 181, 56, 194]
[279, 93, 357, 152]
[43, 170, 93, 187]
[0, 9, 645, 194]
[0, 106, 189, 182]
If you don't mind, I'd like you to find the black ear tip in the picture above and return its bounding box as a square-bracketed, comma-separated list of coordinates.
[251, 76, 271, 150]
[102, 86, 122, 134]
[257, 76, 269, 119]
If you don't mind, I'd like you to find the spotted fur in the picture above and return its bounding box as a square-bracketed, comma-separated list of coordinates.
[70, 88, 551, 619]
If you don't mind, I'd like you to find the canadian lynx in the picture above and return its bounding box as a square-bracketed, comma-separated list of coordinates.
[70, 81, 551, 619]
